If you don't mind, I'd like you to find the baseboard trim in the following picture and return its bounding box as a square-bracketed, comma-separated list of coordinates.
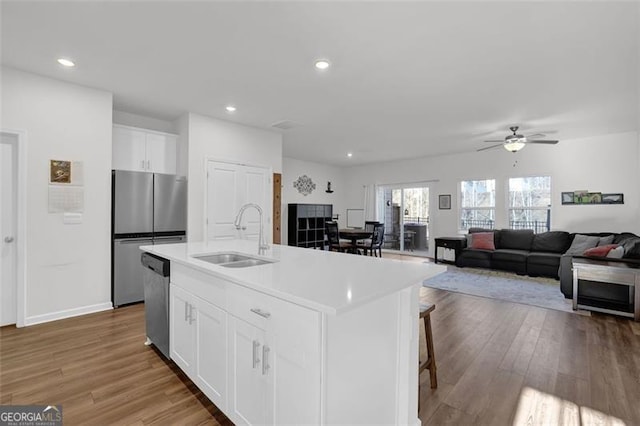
[24, 302, 113, 327]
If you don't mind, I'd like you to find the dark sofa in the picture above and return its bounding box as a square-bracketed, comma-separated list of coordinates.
[456, 228, 640, 302]
[558, 232, 640, 300]
[456, 228, 571, 278]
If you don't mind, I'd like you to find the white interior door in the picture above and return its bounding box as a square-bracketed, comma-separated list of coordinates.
[240, 167, 269, 241]
[1, 135, 17, 326]
[206, 161, 271, 242]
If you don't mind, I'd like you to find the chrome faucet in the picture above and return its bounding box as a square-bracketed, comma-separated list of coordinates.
[234, 203, 269, 252]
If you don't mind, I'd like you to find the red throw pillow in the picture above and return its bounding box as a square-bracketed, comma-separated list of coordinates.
[471, 232, 495, 250]
[583, 244, 618, 257]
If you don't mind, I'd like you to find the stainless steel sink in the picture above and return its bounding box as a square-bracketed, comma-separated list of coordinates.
[192, 252, 276, 268]
[193, 253, 253, 264]
[220, 259, 273, 268]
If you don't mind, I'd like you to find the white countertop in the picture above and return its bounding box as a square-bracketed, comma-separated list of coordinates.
[141, 240, 446, 315]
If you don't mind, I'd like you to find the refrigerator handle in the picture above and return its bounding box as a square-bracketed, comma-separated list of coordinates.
[116, 238, 153, 244]
[154, 236, 185, 242]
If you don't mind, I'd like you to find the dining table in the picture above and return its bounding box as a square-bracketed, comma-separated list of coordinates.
[339, 228, 373, 254]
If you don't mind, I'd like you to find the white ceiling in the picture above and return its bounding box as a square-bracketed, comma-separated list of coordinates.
[1, 1, 638, 166]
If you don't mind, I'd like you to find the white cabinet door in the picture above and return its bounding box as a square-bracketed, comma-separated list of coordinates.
[170, 284, 196, 377]
[228, 315, 268, 426]
[146, 132, 177, 175]
[267, 299, 321, 425]
[206, 161, 271, 242]
[112, 126, 146, 172]
[195, 296, 228, 410]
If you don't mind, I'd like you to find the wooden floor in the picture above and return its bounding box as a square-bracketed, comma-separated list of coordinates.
[0, 306, 232, 425]
[2, 255, 639, 425]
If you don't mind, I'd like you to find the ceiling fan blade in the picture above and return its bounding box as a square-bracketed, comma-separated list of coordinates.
[483, 140, 504, 143]
[524, 133, 546, 139]
[477, 144, 503, 152]
[527, 140, 558, 144]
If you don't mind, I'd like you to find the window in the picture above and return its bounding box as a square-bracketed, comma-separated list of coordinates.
[460, 179, 495, 231]
[508, 176, 551, 233]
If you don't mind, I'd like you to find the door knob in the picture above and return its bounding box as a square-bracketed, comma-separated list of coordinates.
[4, 237, 14, 243]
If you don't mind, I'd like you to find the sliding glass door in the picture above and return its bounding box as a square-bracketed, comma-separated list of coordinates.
[379, 184, 430, 255]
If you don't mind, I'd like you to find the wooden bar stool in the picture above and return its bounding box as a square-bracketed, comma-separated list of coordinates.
[419, 303, 437, 389]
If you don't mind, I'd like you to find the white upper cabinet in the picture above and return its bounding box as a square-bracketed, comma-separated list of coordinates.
[112, 126, 147, 172]
[146, 132, 177, 174]
[112, 125, 177, 174]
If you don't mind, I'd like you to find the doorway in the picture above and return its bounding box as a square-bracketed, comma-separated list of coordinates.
[379, 184, 430, 256]
[1, 132, 18, 326]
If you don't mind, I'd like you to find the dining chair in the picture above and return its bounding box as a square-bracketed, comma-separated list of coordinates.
[359, 223, 385, 257]
[325, 221, 352, 253]
[364, 221, 379, 232]
[358, 221, 380, 247]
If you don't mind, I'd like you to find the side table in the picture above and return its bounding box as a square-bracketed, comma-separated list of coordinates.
[434, 237, 466, 265]
[572, 258, 640, 321]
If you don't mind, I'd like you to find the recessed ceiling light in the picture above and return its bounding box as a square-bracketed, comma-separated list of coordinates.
[57, 58, 75, 67]
[314, 59, 330, 70]
[347, 152, 353, 158]
[225, 105, 237, 113]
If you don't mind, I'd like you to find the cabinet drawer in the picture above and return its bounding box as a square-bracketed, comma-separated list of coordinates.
[438, 239, 464, 249]
[576, 267, 635, 286]
[172, 263, 227, 309]
[227, 284, 273, 330]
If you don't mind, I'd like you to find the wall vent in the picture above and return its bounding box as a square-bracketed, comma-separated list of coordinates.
[271, 120, 300, 130]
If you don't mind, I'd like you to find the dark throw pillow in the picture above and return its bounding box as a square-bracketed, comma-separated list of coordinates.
[565, 234, 600, 255]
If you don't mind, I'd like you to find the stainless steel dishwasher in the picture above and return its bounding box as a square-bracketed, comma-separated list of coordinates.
[141, 252, 170, 359]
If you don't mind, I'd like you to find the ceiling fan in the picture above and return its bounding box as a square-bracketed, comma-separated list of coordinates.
[478, 126, 559, 153]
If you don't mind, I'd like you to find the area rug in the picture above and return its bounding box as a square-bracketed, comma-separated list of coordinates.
[423, 266, 585, 314]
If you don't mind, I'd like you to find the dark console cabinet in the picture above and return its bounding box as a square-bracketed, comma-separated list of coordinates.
[288, 204, 333, 249]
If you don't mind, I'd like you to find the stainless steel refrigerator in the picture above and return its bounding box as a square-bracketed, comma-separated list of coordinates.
[112, 170, 187, 307]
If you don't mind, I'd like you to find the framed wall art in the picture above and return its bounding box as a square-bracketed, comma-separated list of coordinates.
[439, 194, 451, 210]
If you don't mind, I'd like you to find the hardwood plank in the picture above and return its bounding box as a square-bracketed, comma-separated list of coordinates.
[499, 308, 547, 375]
[474, 370, 525, 425]
[426, 402, 477, 425]
[418, 380, 454, 422]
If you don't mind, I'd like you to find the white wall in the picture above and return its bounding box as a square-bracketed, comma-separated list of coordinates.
[113, 110, 176, 134]
[343, 131, 640, 257]
[185, 112, 282, 242]
[175, 113, 189, 177]
[282, 157, 347, 245]
[1, 67, 113, 324]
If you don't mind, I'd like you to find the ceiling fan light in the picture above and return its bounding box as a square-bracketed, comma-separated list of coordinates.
[504, 141, 526, 152]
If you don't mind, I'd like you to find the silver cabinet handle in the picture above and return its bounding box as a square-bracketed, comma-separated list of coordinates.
[250, 308, 271, 319]
[184, 301, 189, 322]
[4, 237, 14, 243]
[262, 345, 270, 375]
[252, 340, 261, 368]
[141, 160, 145, 170]
[147, 160, 151, 170]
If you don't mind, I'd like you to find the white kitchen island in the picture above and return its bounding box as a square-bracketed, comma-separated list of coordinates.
[141, 240, 445, 426]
